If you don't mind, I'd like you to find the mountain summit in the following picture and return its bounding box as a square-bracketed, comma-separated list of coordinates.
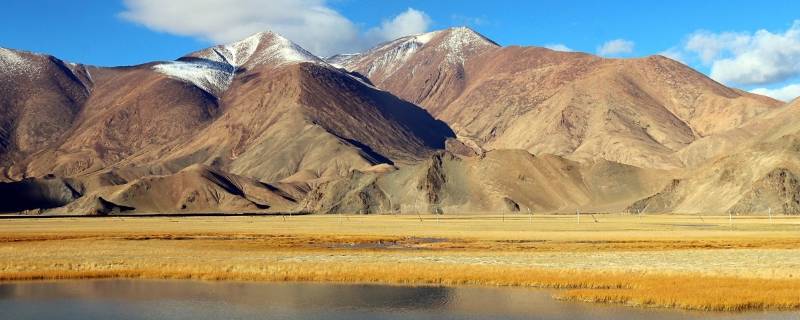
[0, 28, 794, 215]
[0, 31, 456, 213]
[151, 31, 323, 97]
[329, 27, 498, 80]
[334, 28, 781, 169]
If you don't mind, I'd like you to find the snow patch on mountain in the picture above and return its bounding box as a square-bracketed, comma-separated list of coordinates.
[331, 27, 499, 79]
[349, 30, 443, 78]
[439, 27, 498, 64]
[153, 31, 324, 97]
[247, 33, 321, 66]
[0, 48, 42, 76]
[326, 53, 360, 69]
[153, 60, 235, 97]
[196, 31, 321, 69]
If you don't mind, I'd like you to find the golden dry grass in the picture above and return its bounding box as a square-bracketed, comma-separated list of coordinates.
[2, 263, 800, 312]
[2, 214, 800, 311]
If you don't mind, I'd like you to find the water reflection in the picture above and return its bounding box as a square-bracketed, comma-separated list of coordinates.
[0, 280, 797, 320]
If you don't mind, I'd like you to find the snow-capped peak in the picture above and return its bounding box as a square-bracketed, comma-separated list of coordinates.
[331, 30, 444, 77]
[435, 27, 499, 64]
[329, 27, 499, 77]
[0, 47, 42, 76]
[198, 31, 322, 69]
[152, 31, 324, 97]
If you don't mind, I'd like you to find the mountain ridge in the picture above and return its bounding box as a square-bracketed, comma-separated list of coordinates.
[334, 28, 781, 169]
[0, 28, 792, 215]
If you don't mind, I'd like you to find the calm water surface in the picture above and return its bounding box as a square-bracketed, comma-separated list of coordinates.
[0, 280, 797, 320]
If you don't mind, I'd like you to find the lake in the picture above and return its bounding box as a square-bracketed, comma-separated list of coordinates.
[0, 280, 796, 320]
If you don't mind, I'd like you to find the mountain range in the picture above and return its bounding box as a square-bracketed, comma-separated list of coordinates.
[1, 27, 797, 215]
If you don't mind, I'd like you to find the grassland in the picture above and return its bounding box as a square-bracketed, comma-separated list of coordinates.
[2, 213, 800, 311]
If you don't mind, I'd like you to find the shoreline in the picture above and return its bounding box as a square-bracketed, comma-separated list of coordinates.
[3, 265, 800, 312]
[2, 215, 800, 312]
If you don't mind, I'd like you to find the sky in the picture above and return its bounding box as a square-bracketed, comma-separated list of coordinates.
[1, 0, 800, 101]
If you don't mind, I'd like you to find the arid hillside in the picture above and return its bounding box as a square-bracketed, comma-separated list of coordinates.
[629, 99, 800, 214]
[0, 28, 791, 215]
[335, 27, 781, 169]
[301, 149, 671, 214]
[0, 33, 456, 214]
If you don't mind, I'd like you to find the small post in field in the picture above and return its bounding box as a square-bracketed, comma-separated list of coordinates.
[769, 207, 773, 224]
[528, 207, 532, 224]
[729, 211, 733, 229]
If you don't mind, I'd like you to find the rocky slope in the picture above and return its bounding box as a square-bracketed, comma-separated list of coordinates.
[300, 150, 671, 214]
[0, 28, 791, 215]
[629, 99, 800, 214]
[0, 48, 92, 179]
[334, 28, 781, 169]
[2, 33, 454, 180]
[0, 32, 454, 214]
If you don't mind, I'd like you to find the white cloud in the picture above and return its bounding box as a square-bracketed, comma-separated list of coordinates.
[685, 31, 750, 64]
[545, 44, 573, 52]
[597, 39, 635, 56]
[366, 8, 431, 43]
[751, 83, 800, 102]
[679, 21, 800, 86]
[658, 47, 686, 63]
[120, 0, 431, 57]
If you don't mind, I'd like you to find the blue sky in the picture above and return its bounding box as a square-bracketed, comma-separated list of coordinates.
[2, 0, 800, 100]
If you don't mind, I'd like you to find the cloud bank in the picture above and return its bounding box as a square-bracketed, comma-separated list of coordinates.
[597, 39, 635, 56]
[688, 22, 800, 86]
[120, 0, 431, 57]
[366, 8, 431, 43]
[545, 44, 573, 52]
[751, 84, 800, 102]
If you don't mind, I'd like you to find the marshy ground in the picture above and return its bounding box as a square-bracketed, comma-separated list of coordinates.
[2, 214, 800, 311]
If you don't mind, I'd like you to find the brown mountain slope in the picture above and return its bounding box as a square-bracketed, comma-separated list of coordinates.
[334, 28, 781, 169]
[678, 98, 800, 167]
[126, 33, 455, 182]
[629, 143, 800, 214]
[330, 27, 499, 114]
[52, 164, 298, 214]
[20, 64, 223, 179]
[0, 48, 92, 179]
[300, 150, 670, 214]
[4, 32, 453, 182]
[0, 32, 455, 214]
[629, 99, 800, 214]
